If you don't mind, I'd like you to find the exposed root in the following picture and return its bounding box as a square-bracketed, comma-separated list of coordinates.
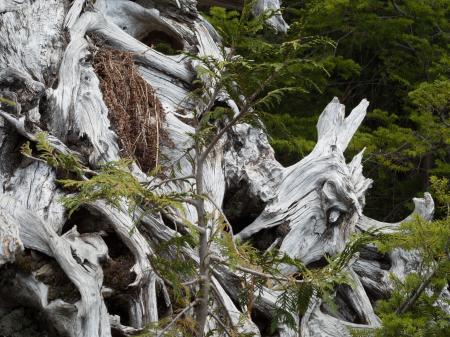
[93, 47, 166, 172]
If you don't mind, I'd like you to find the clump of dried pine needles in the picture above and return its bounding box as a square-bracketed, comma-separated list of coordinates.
[93, 46, 166, 172]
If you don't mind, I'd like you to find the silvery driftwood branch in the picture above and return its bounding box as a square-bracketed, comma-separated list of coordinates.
[0, 1, 445, 337]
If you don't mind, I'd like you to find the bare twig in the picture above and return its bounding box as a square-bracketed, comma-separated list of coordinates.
[160, 209, 206, 235]
[181, 278, 200, 286]
[146, 175, 195, 189]
[210, 255, 306, 284]
[396, 268, 437, 315]
[390, 0, 411, 18]
[156, 300, 198, 337]
[208, 311, 235, 337]
[199, 69, 279, 164]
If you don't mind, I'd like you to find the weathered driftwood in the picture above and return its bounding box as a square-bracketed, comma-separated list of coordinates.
[0, 1, 444, 337]
[236, 98, 373, 267]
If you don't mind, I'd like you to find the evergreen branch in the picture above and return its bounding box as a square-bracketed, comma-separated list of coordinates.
[21, 143, 96, 178]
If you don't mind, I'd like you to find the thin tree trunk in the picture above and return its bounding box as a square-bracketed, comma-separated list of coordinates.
[0, 1, 446, 337]
[195, 150, 211, 336]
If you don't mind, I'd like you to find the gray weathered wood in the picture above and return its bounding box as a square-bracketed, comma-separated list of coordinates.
[0, 1, 444, 337]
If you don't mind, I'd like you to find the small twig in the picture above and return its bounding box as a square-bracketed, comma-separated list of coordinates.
[145, 175, 195, 189]
[208, 311, 234, 337]
[264, 238, 280, 255]
[160, 209, 206, 235]
[396, 267, 437, 315]
[203, 194, 234, 234]
[21, 152, 48, 165]
[181, 278, 200, 286]
[198, 68, 279, 164]
[210, 255, 305, 284]
[390, 0, 412, 17]
[154, 91, 160, 167]
[160, 209, 190, 234]
[156, 300, 198, 337]
[202, 194, 248, 262]
[209, 280, 244, 333]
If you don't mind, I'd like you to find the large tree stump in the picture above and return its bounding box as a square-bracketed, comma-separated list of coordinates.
[0, 1, 443, 337]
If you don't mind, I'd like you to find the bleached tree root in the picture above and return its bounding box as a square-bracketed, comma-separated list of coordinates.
[0, 1, 445, 337]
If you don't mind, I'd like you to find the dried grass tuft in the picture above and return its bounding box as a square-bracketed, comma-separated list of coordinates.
[93, 47, 166, 172]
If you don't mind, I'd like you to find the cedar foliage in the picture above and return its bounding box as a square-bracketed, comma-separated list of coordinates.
[12, 2, 449, 336]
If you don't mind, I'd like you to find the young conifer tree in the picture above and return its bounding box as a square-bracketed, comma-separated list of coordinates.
[2, 3, 408, 337]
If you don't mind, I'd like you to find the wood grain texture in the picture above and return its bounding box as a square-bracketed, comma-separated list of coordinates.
[0, 1, 445, 336]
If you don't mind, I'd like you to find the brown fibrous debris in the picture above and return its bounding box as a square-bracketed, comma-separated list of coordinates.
[93, 46, 167, 172]
[103, 254, 135, 292]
